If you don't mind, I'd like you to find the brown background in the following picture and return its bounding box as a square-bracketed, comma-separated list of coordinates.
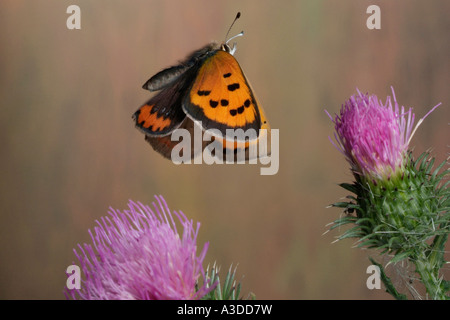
[0, 0, 448, 299]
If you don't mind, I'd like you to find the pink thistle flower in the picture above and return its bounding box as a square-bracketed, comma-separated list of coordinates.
[326, 87, 440, 180]
[66, 195, 213, 300]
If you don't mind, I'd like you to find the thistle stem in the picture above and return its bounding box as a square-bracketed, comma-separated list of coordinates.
[369, 257, 407, 300]
[413, 232, 449, 300]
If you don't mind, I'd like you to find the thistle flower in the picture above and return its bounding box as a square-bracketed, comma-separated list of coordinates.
[327, 88, 449, 299]
[327, 88, 439, 181]
[66, 195, 213, 300]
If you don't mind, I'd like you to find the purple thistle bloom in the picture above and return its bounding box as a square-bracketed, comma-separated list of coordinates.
[326, 87, 440, 180]
[66, 195, 213, 300]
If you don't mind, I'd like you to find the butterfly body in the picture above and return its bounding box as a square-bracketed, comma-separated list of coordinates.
[133, 28, 269, 160]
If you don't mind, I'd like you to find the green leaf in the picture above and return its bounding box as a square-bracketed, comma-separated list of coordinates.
[387, 251, 411, 265]
[339, 183, 358, 194]
[331, 201, 352, 208]
[201, 264, 248, 300]
[443, 280, 450, 293]
[356, 239, 380, 248]
[329, 216, 358, 230]
[432, 160, 448, 179]
[369, 257, 407, 300]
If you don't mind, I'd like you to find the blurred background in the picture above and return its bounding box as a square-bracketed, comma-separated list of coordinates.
[0, 0, 448, 299]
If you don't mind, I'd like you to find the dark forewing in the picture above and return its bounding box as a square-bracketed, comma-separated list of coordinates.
[143, 65, 190, 92]
[142, 43, 219, 92]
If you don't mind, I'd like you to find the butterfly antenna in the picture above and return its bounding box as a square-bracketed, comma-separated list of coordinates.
[226, 31, 244, 44]
[224, 12, 242, 42]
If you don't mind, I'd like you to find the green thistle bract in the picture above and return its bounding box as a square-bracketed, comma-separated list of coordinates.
[332, 152, 449, 255]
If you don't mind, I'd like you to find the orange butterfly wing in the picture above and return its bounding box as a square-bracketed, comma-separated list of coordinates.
[211, 95, 271, 161]
[133, 77, 187, 136]
[183, 50, 262, 140]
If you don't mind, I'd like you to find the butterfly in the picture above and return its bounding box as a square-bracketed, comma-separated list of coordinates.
[133, 12, 270, 161]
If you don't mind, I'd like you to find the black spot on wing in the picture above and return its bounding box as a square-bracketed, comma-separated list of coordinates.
[197, 90, 211, 96]
[209, 100, 218, 108]
[227, 83, 240, 91]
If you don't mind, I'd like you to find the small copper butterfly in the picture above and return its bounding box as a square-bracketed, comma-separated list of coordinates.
[133, 12, 270, 161]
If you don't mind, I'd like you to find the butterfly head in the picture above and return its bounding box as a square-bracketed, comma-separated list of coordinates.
[220, 31, 244, 55]
[220, 12, 244, 56]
